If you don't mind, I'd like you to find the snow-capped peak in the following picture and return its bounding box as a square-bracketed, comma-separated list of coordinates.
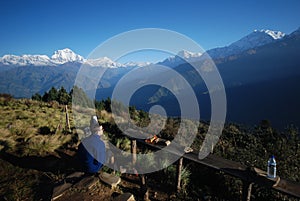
[123, 61, 152, 68]
[177, 50, 202, 59]
[85, 57, 152, 68]
[231, 29, 286, 49]
[51, 48, 85, 64]
[0, 54, 51, 66]
[85, 57, 122, 68]
[157, 50, 202, 67]
[254, 29, 285, 40]
[207, 29, 286, 59]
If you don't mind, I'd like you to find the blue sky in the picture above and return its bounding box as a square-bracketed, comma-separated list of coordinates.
[0, 0, 300, 62]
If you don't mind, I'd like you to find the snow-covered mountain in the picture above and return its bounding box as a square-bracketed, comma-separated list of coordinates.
[123, 61, 152, 68]
[230, 29, 285, 50]
[207, 29, 285, 59]
[0, 48, 85, 66]
[156, 29, 286, 67]
[84, 57, 122, 68]
[158, 50, 203, 67]
[0, 48, 150, 68]
[51, 48, 85, 64]
[0, 54, 53, 66]
[0, 29, 289, 68]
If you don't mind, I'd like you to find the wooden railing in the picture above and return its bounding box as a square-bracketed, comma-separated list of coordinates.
[131, 138, 300, 200]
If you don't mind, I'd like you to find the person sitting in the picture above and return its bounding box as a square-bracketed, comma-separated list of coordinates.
[77, 116, 106, 174]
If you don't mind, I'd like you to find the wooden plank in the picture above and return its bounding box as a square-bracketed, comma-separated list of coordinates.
[185, 152, 300, 198]
[251, 168, 300, 198]
[273, 179, 300, 198]
[99, 172, 121, 188]
[52, 172, 101, 200]
[73, 175, 99, 189]
[52, 182, 73, 201]
[139, 140, 300, 198]
[140, 140, 248, 178]
[121, 131, 300, 198]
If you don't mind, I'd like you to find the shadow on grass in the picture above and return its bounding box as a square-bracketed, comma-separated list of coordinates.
[0, 150, 81, 173]
[0, 149, 82, 200]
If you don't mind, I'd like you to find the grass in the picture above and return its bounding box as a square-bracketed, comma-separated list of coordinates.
[0, 98, 80, 200]
[0, 98, 78, 155]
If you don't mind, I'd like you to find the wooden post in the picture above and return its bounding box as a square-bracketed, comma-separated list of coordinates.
[140, 174, 149, 201]
[65, 105, 71, 133]
[176, 157, 183, 193]
[131, 139, 137, 166]
[242, 181, 253, 201]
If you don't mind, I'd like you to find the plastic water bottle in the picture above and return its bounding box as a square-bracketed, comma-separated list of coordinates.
[267, 155, 276, 178]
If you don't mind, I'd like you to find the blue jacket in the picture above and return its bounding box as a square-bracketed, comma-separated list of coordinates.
[78, 134, 106, 173]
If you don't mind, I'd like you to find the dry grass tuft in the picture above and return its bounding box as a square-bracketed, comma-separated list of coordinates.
[0, 98, 77, 156]
[25, 133, 72, 156]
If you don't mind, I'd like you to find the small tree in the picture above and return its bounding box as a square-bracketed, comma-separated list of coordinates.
[48, 87, 58, 102]
[42, 87, 58, 102]
[104, 97, 112, 112]
[31, 93, 42, 101]
[57, 86, 70, 105]
[42, 92, 49, 102]
[95, 100, 105, 111]
[70, 85, 93, 108]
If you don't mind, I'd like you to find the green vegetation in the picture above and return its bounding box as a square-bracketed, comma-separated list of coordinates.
[32, 86, 87, 106]
[32, 86, 114, 112]
[0, 93, 299, 200]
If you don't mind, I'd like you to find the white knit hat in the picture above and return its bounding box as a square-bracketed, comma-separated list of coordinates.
[90, 115, 99, 129]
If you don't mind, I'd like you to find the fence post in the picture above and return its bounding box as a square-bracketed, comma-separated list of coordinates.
[176, 157, 183, 193]
[65, 105, 71, 133]
[131, 139, 137, 166]
[242, 181, 253, 201]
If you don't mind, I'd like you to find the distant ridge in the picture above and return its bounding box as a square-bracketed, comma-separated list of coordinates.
[0, 48, 150, 68]
[207, 29, 285, 59]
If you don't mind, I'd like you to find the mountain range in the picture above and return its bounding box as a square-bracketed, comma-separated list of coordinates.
[0, 48, 150, 68]
[0, 29, 286, 68]
[142, 27, 300, 128]
[0, 27, 299, 128]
